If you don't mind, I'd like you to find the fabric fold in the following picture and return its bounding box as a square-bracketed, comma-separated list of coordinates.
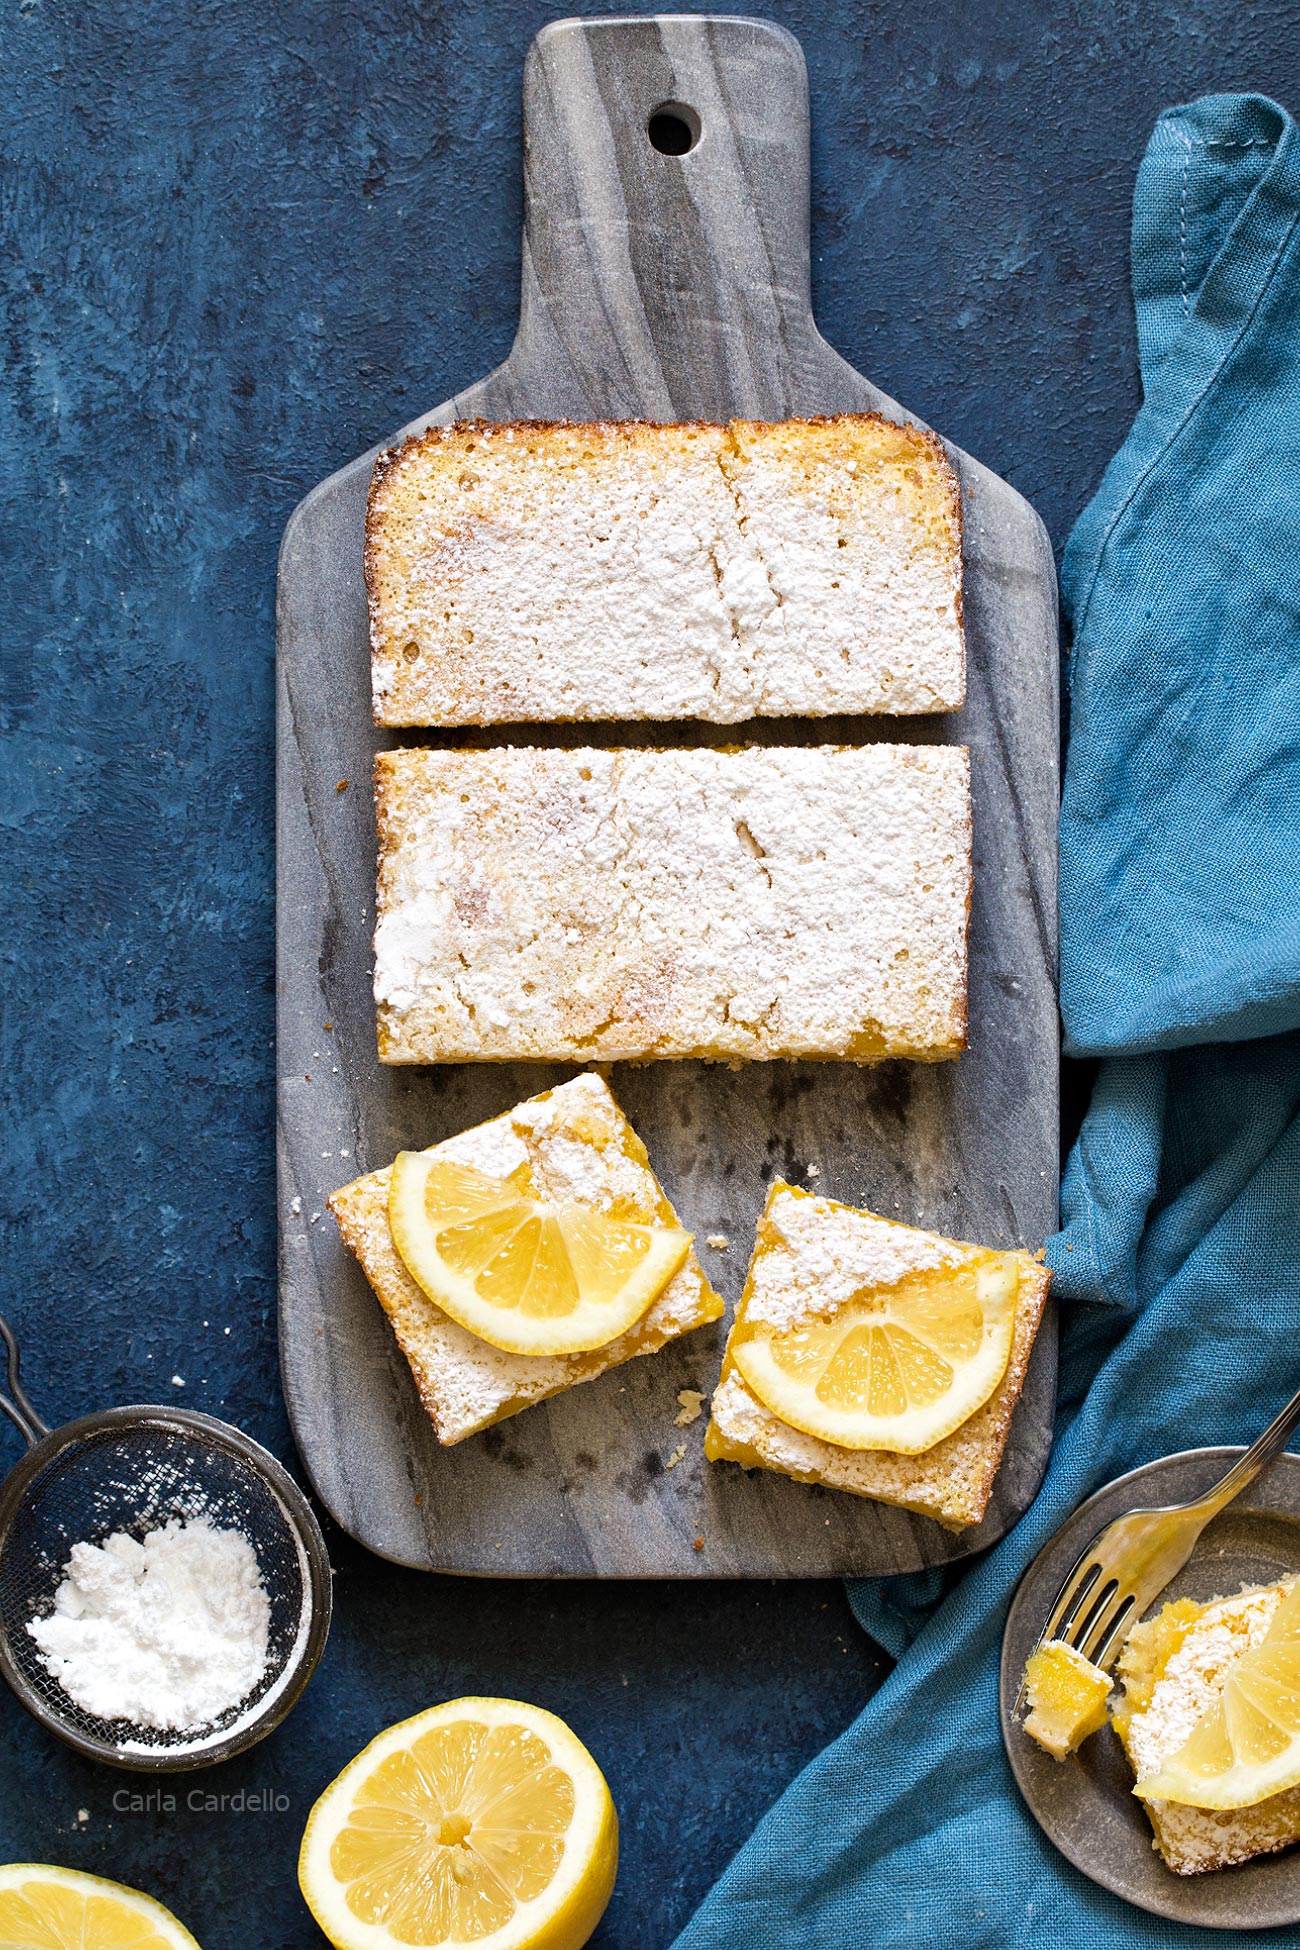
[1060, 92, 1300, 1056]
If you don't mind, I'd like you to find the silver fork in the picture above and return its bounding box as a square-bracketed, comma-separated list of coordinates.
[1021, 1381, 1300, 1695]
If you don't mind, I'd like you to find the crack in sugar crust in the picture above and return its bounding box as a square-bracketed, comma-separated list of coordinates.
[1121, 1583, 1300, 1874]
[366, 415, 964, 726]
[372, 744, 971, 1066]
[327, 1073, 722, 1444]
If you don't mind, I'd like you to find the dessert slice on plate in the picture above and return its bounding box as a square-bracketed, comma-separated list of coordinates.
[1116, 1577, 1300, 1874]
[705, 1182, 1051, 1530]
[329, 1072, 723, 1444]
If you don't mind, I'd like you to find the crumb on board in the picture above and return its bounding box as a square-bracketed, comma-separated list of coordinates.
[806, 1164, 821, 1179]
[693, 1536, 704, 1552]
[664, 1443, 687, 1471]
[706, 1234, 730, 1251]
[1033, 1245, 1047, 1261]
[336, 779, 349, 792]
[675, 1389, 706, 1427]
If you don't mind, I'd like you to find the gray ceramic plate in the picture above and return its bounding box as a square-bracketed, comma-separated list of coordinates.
[1001, 1447, 1300, 1929]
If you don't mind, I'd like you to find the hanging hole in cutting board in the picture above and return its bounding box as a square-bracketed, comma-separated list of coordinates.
[647, 103, 701, 155]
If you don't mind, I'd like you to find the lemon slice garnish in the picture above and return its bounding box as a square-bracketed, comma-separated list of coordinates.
[299, 1697, 618, 1950]
[388, 1153, 691, 1356]
[731, 1255, 1020, 1453]
[0, 1866, 201, 1950]
[1135, 1581, 1300, 1810]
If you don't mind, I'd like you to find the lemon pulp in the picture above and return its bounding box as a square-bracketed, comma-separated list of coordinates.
[300, 1698, 618, 1950]
[388, 1153, 690, 1356]
[1136, 1580, 1300, 1810]
[731, 1255, 1020, 1453]
[0, 1866, 201, 1950]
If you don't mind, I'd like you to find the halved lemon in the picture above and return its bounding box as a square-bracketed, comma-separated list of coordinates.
[0, 1865, 201, 1950]
[388, 1153, 691, 1356]
[299, 1698, 618, 1950]
[1135, 1581, 1300, 1809]
[731, 1255, 1020, 1453]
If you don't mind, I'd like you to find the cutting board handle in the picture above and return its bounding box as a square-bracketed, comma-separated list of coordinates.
[516, 14, 820, 421]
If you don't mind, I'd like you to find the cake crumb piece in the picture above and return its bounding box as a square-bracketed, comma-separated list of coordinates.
[806, 1165, 821, 1179]
[675, 1390, 706, 1427]
[693, 1536, 704, 1552]
[706, 1234, 730, 1251]
[664, 1444, 687, 1471]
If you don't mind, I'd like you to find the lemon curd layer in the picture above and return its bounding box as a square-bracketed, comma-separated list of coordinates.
[329, 1073, 723, 1445]
[704, 1183, 1051, 1529]
[1022, 1641, 1112, 1759]
[1116, 1580, 1300, 1875]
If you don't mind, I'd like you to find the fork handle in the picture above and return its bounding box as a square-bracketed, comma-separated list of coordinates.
[1198, 1380, 1300, 1515]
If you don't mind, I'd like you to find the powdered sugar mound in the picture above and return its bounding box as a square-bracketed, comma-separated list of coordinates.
[28, 1517, 270, 1731]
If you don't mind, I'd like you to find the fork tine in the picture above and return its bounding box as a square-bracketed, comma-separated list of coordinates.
[1013, 1555, 1105, 1715]
[1041, 1555, 1102, 1647]
[1077, 1588, 1137, 1670]
[1071, 1576, 1119, 1655]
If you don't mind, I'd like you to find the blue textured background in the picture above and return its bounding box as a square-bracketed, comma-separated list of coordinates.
[2, 4, 1299, 1946]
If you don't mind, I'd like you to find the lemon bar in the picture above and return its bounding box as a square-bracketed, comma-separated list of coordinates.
[1116, 1581, 1300, 1874]
[704, 1183, 1051, 1529]
[1022, 1642, 1112, 1758]
[373, 744, 971, 1066]
[327, 1073, 723, 1445]
[366, 414, 965, 726]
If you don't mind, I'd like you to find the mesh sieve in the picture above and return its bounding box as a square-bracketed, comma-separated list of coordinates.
[0, 1324, 331, 1770]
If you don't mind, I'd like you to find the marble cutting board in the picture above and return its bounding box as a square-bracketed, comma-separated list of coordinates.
[275, 13, 1060, 1577]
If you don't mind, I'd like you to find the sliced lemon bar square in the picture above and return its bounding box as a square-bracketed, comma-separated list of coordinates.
[328, 1072, 723, 1445]
[704, 1182, 1051, 1530]
[373, 743, 971, 1066]
[1115, 1579, 1300, 1874]
[366, 413, 964, 727]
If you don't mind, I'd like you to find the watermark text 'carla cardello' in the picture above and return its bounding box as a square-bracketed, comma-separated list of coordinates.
[112, 1789, 291, 1815]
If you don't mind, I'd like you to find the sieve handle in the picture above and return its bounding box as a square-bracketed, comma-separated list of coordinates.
[0, 1315, 50, 1447]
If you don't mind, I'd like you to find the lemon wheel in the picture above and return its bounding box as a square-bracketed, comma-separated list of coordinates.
[388, 1152, 690, 1356]
[300, 1698, 618, 1950]
[1136, 1581, 1300, 1809]
[0, 1866, 201, 1950]
[732, 1255, 1020, 1453]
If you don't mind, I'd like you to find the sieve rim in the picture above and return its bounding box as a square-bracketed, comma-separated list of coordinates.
[0, 1404, 333, 1771]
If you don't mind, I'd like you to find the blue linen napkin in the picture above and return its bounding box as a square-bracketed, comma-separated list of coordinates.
[672, 92, 1300, 1948]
